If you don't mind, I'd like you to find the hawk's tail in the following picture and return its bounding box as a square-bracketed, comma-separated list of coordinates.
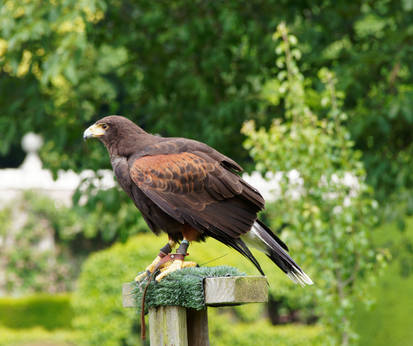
[241, 220, 313, 286]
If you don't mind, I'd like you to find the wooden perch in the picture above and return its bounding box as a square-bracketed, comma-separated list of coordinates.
[123, 276, 268, 346]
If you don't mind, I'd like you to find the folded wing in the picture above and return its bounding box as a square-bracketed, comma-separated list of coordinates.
[129, 150, 266, 273]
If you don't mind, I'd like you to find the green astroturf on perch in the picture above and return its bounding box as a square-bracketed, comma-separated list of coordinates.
[130, 266, 244, 312]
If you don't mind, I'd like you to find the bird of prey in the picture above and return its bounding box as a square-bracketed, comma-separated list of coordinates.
[84, 116, 312, 285]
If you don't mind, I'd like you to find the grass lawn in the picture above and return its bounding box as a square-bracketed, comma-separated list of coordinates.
[0, 326, 79, 346]
[354, 217, 413, 345]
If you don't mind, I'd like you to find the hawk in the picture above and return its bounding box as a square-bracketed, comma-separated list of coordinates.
[84, 116, 312, 285]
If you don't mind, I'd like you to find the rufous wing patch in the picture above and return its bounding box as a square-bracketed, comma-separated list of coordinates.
[130, 152, 217, 194]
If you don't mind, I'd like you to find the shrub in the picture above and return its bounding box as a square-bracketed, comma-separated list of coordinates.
[0, 192, 79, 295]
[0, 294, 73, 330]
[209, 310, 323, 346]
[242, 23, 385, 344]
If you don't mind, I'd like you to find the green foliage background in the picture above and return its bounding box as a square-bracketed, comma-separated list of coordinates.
[0, 0, 412, 214]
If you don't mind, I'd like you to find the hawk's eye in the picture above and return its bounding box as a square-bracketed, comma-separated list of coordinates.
[102, 124, 108, 129]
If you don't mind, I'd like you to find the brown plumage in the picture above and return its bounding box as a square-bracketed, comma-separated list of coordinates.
[83, 115, 313, 285]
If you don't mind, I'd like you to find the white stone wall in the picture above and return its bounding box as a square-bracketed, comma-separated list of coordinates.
[0, 133, 115, 208]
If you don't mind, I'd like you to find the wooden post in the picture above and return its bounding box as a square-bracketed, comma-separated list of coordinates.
[123, 276, 267, 346]
[148, 306, 188, 346]
[187, 308, 209, 346]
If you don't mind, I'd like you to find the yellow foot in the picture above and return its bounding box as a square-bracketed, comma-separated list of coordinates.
[134, 256, 162, 282]
[155, 259, 197, 282]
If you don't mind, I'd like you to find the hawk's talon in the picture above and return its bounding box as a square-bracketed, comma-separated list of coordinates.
[155, 259, 197, 282]
[134, 271, 147, 282]
[134, 256, 163, 282]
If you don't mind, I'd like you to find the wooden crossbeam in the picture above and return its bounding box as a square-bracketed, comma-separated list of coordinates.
[122, 276, 267, 308]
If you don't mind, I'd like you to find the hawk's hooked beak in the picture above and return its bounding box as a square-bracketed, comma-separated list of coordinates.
[83, 123, 105, 140]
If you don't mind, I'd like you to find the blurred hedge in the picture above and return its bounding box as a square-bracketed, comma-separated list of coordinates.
[73, 233, 322, 345]
[209, 311, 323, 346]
[0, 294, 73, 330]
